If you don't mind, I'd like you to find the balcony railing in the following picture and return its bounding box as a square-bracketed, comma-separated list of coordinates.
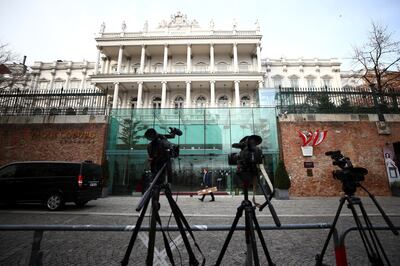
[0, 88, 108, 116]
[277, 86, 400, 114]
[95, 64, 259, 75]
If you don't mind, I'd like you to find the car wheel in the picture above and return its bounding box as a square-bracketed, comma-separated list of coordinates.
[46, 193, 64, 211]
[74, 200, 89, 207]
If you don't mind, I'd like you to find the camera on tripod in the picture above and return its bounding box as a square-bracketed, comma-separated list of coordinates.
[145, 127, 182, 159]
[228, 135, 264, 181]
[325, 150, 368, 194]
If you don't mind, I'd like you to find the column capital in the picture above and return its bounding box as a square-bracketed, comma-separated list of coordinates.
[210, 80, 216, 84]
[96, 45, 103, 50]
[234, 80, 240, 84]
[141, 44, 146, 48]
[119, 45, 125, 49]
[233, 42, 238, 47]
[187, 42, 191, 46]
[137, 81, 143, 85]
[113, 81, 120, 85]
[164, 44, 169, 47]
[210, 43, 214, 47]
[186, 81, 191, 84]
[161, 81, 167, 85]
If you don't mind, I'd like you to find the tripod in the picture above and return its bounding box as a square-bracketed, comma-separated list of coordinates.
[215, 182, 277, 266]
[316, 184, 399, 266]
[121, 162, 204, 266]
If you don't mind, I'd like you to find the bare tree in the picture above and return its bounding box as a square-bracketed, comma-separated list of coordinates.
[0, 43, 28, 92]
[353, 22, 400, 93]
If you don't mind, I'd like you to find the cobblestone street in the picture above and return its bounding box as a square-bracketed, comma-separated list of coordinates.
[1, 196, 399, 265]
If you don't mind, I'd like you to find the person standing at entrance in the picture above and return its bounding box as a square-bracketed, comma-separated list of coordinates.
[199, 168, 215, 202]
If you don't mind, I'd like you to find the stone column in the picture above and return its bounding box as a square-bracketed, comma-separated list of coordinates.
[64, 72, 71, 89]
[256, 43, 262, 72]
[94, 46, 102, 74]
[186, 81, 191, 108]
[233, 43, 238, 73]
[210, 81, 216, 107]
[112, 82, 120, 109]
[49, 72, 55, 90]
[117, 45, 124, 74]
[140, 45, 146, 74]
[258, 80, 264, 89]
[210, 43, 214, 73]
[161, 81, 167, 108]
[80, 69, 87, 89]
[234, 80, 240, 107]
[163, 45, 168, 73]
[101, 57, 107, 73]
[105, 57, 110, 74]
[186, 44, 191, 73]
[137, 81, 143, 108]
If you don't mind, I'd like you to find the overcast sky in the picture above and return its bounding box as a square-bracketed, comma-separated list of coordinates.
[1, 0, 399, 69]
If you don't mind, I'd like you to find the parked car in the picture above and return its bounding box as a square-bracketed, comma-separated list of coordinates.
[0, 161, 103, 210]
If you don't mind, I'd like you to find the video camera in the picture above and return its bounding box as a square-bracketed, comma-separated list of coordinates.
[228, 135, 264, 181]
[325, 150, 368, 195]
[144, 127, 182, 159]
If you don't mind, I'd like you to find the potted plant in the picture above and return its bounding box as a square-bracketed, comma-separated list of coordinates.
[390, 181, 400, 197]
[274, 160, 291, 199]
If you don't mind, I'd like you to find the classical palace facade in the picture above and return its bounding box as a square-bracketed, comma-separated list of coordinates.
[29, 12, 342, 109]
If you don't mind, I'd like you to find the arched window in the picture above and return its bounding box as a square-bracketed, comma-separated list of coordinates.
[174, 62, 186, 73]
[239, 61, 249, 72]
[272, 76, 283, 88]
[216, 62, 228, 72]
[152, 96, 162, 109]
[196, 96, 207, 108]
[153, 63, 163, 73]
[194, 62, 208, 72]
[240, 95, 251, 107]
[133, 63, 140, 74]
[131, 97, 138, 109]
[174, 96, 184, 109]
[217, 95, 229, 107]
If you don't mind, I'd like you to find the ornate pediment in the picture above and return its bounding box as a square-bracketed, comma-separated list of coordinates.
[158, 12, 199, 29]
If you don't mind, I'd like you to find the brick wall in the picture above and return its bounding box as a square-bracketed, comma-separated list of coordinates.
[279, 119, 400, 196]
[0, 123, 107, 166]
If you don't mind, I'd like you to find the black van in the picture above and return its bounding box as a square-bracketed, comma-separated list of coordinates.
[0, 161, 103, 210]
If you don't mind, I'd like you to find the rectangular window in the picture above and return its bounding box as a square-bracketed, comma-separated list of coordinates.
[273, 78, 282, 88]
[290, 78, 299, 88]
[323, 78, 331, 88]
[307, 79, 315, 88]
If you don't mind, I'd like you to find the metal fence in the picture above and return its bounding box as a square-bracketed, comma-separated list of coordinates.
[277, 86, 400, 114]
[0, 88, 108, 116]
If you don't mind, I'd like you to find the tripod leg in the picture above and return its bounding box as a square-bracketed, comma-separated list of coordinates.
[245, 205, 260, 266]
[121, 191, 152, 266]
[146, 188, 161, 266]
[164, 188, 199, 265]
[154, 211, 176, 266]
[360, 185, 399, 236]
[215, 204, 245, 266]
[316, 196, 347, 265]
[251, 207, 275, 266]
[346, 198, 376, 264]
[358, 201, 389, 265]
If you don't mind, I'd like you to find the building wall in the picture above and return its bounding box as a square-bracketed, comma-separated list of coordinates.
[279, 115, 400, 196]
[0, 118, 107, 166]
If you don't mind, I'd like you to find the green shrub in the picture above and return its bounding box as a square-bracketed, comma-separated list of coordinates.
[274, 160, 291, 189]
[391, 181, 400, 189]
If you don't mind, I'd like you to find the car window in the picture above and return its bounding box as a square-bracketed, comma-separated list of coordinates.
[82, 163, 102, 180]
[0, 165, 17, 178]
[15, 163, 48, 178]
[50, 163, 80, 177]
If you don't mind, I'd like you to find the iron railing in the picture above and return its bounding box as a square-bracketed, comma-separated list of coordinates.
[0, 88, 108, 116]
[277, 86, 400, 114]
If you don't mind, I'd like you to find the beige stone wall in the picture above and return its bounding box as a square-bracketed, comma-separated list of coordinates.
[279, 120, 400, 196]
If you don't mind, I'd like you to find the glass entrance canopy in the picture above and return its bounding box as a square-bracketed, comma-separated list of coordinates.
[106, 107, 279, 195]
